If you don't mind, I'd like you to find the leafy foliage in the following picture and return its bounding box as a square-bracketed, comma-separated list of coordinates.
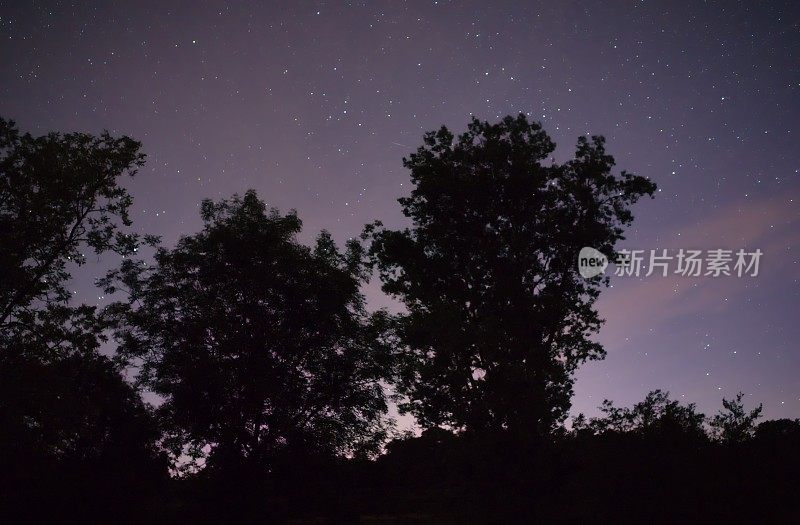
[754, 418, 800, 445]
[0, 116, 159, 446]
[0, 348, 162, 463]
[3, 115, 800, 523]
[573, 390, 707, 441]
[709, 392, 763, 444]
[366, 114, 656, 434]
[0, 118, 153, 337]
[103, 191, 394, 470]
[0, 118, 165, 520]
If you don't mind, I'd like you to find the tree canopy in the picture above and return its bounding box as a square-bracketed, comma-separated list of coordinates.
[0, 118, 165, 521]
[709, 392, 763, 444]
[366, 114, 656, 435]
[5, 114, 799, 523]
[104, 191, 394, 470]
[572, 390, 707, 442]
[0, 117, 151, 339]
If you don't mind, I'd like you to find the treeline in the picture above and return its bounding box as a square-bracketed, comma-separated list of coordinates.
[1, 115, 798, 523]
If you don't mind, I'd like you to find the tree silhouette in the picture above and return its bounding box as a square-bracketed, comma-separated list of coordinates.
[710, 392, 763, 444]
[5, 116, 800, 523]
[0, 348, 168, 522]
[573, 390, 707, 442]
[0, 348, 161, 460]
[0, 117, 151, 334]
[755, 418, 800, 443]
[103, 191, 394, 474]
[366, 114, 656, 435]
[0, 117, 164, 521]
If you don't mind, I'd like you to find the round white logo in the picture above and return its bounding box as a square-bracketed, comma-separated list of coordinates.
[578, 247, 608, 278]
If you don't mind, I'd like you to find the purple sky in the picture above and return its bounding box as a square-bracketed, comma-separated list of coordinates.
[2, 1, 798, 425]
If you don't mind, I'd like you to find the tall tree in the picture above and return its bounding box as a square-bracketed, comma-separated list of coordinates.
[0, 118, 164, 520]
[103, 191, 393, 471]
[0, 117, 149, 338]
[366, 114, 656, 435]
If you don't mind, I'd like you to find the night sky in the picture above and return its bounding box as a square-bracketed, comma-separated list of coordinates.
[1, 1, 798, 425]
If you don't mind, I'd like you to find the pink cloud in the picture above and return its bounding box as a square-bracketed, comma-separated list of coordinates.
[597, 197, 798, 345]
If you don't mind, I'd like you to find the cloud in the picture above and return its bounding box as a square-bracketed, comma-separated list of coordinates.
[597, 197, 797, 345]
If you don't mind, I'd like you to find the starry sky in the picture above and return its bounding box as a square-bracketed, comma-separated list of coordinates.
[1, 1, 798, 424]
